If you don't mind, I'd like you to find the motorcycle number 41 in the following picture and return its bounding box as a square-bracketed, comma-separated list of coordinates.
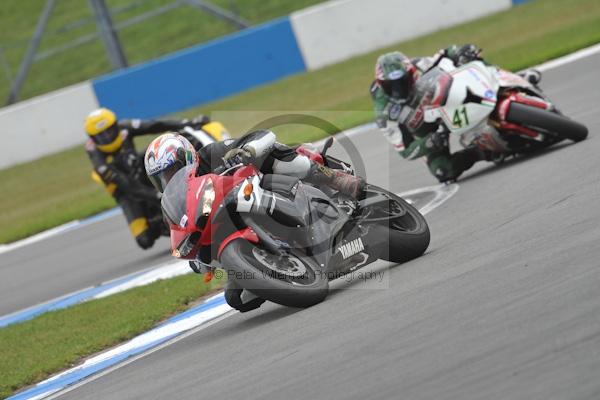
[453, 107, 470, 128]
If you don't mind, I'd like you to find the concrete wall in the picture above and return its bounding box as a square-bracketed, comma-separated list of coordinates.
[0, 82, 98, 169]
[290, 0, 512, 70]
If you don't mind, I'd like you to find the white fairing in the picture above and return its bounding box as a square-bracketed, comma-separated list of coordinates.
[236, 175, 264, 213]
[437, 57, 457, 72]
[493, 68, 534, 90]
[424, 60, 499, 135]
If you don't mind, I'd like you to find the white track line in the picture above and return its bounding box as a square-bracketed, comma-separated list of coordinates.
[0, 259, 192, 328]
[44, 310, 235, 400]
[400, 183, 460, 216]
[92, 260, 190, 299]
[535, 43, 600, 72]
[10, 295, 232, 400]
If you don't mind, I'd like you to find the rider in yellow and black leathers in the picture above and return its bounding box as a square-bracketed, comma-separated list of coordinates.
[84, 108, 209, 249]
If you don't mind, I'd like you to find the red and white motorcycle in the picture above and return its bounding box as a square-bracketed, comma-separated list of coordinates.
[162, 139, 430, 308]
[418, 58, 588, 158]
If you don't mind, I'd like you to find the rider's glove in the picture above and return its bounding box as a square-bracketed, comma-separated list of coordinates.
[518, 69, 542, 86]
[449, 44, 482, 66]
[223, 147, 254, 168]
[182, 115, 210, 129]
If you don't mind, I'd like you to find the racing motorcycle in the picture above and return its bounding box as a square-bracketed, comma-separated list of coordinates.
[412, 58, 588, 158]
[91, 121, 231, 244]
[162, 138, 430, 308]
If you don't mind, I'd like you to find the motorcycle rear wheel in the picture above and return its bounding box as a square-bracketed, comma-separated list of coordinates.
[507, 102, 588, 142]
[219, 239, 329, 308]
[362, 185, 430, 263]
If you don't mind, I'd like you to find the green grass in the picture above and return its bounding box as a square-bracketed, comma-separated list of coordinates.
[1, 0, 600, 244]
[0, 0, 326, 101]
[0, 272, 224, 399]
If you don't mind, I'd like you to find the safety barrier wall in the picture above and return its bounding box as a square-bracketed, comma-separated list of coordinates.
[92, 17, 305, 119]
[0, 82, 99, 169]
[0, 0, 530, 168]
[290, 0, 513, 71]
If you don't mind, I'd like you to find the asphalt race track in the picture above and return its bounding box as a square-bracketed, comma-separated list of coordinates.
[0, 214, 172, 316]
[6, 52, 600, 399]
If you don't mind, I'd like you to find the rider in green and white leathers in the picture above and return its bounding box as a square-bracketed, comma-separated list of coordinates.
[371, 44, 543, 182]
[371, 44, 489, 182]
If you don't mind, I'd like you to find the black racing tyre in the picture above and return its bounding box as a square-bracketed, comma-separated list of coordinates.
[507, 102, 588, 142]
[362, 185, 430, 263]
[219, 239, 329, 308]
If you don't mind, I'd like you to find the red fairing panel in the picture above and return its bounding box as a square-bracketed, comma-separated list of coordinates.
[169, 165, 259, 259]
[494, 91, 551, 138]
[217, 227, 259, 258]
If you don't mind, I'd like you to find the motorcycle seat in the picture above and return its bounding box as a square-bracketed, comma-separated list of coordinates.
[261, 174, 299, 197]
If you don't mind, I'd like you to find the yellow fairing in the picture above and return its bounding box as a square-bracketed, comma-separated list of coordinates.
[90, 171, 117, 195]
[129, 218, 149, 237]
[96, 133, 124, 154]
[202, 121, 229, 141]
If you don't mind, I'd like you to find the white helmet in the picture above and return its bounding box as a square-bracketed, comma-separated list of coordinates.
[144, 133, 199, 192]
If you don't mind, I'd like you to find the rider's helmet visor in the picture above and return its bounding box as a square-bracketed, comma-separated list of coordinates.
[92, 124, 119, 145]
[148, 161, 184, 193]
[380, 73, 411, 101]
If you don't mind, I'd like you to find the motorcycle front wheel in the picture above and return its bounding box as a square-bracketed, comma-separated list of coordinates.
[219, 239, 329, 308]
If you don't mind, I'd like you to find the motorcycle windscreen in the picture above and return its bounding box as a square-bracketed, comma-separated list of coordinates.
[413, 67, 453, 108]
[161, 166, 194, 226]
